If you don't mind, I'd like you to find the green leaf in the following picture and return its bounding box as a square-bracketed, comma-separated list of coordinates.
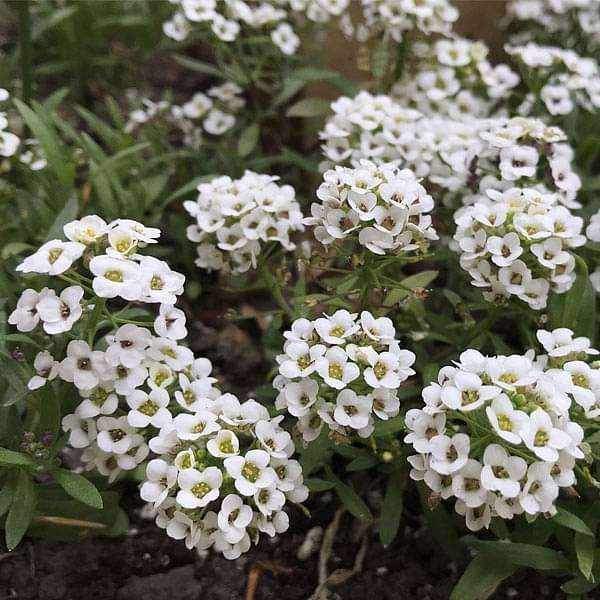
[575, 531, 595, 581]
[553, 507, 594, 536]
[237, 123, 260, 158]
[331, 478, 372, 522]
[379, 469, 404, 546]
[383, 271, 439, 306]
[0, 477, 15, 517]
[450, 554, 517, 600]
[346, 454, 379, 471]
[467, 539, 570, 571]
[547, 256, 596, 341]
[299, 428, 332, 476]
[373, 414, 405, 437]
[51, 469, 104, 509]
[0, 447, 35, 467]
[44, 194, 79, 241]
[5, 470, 37, 550]
[13, 99, 74, 190]
[286, 98, 331, 118]
[172, 54, 228, 79]
[305, 478, 336, 492]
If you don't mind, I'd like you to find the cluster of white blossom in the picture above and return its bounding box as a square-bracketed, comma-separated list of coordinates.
[453, 187, 586, 309]
[125, 83, 245, 147]
[13, 216, 184, 305]
[162, 0, 348, 55]
[321, 94, 582, 209]
[274, 311, 416, 442]
[339, 0, 458, 43]
[184, 170, 304, 274]
[506, 42, 600, 116]
[391, 37, 520, 120]
[507, 0, 600, 53]
[0, 89, 46, 171]
[305, 160, 438, 255]
[407, 327, 598, 531]
[144, 386, 308, 559]
[8, 216, 187, 479]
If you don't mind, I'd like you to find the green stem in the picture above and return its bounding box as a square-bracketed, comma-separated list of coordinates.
[257, 260, 294, 319]
[17, 0, 32, 104]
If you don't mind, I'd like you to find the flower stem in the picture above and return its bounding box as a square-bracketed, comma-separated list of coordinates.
[17, 1, 32, 104]
[257, 260, 294, 319]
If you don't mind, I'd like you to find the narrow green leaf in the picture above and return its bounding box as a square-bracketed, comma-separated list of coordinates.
[383, 271, 438, 306]
[346, 454, 379, 471]
[331, 478, 372, 522]
[52, 469, 103, 509]
[0, 447, 35, 467]
[237, 123, 260, 157]
[379, 469, 404, 546]
[575, 531, 595, 581]
[305, 478, 336, 492]
[13, 98, 74, 190]
[286, 98, 331, 118]
[467, 540, 570, 571]
[554, 507, 594, 536]
[373, 414, 405, 437]
[44, 195, 79, 241]
[450, 554, 517, 600]
[5, 470, 37, 550]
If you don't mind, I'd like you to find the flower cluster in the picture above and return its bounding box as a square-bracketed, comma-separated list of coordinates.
[13, 216, 184, 305]
[305, 160, 438, 255]
[407, 327, 598, 531]
[392, 37, 520, 120]
[184, 170, 304, 274]
[0, 89, 46, 171]
[144, 387, 308, 559]
[506, 42, 600, 116]
[507, 0, 600, 55]
[320, 94, 581, 209]
[453, 187, 586, 309]
[125, 83, 245, 147]
[274, 311, 416, 442]
[340, 0, 458, 43]
[162, 0, 347, 55]
[8, 216, 187, 479]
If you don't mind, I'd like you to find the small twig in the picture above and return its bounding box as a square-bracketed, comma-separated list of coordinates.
[309, 517, 369, 600]
[34, 515, 107, 530]
[245, 560, 293, 600]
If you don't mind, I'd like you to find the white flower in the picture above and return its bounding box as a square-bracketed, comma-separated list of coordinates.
[177, 467, 223, 508]
[62, 413, 97, 448]
[485, 395, 529, 444]
[217, 494, 253, 543]
[519, 462, 559, 515]
[429, 433, 470, 475]
[520, 408, 571, 462]
[64, 215, 108, 245]
[278, 341, 326, 378]
[147, 338, 194, 371]
[58, 340, 108, 390]
[105, 324, 152, 368]
[154, 305, 187, 340]
[314, 310, 359, 344]
[173, 411, 220, 440]
[255, 420, 291, 458]
[281, 379, 320, 417]
[224, 449, 275, 496]
[138, 256, 185, 304]
[17, 240, 84, 275]
[333, 389, 372, 430]
[360, 311, 396, 342]
[8, 288, 49, 332]
[315, 347, 360, 390]
[452, 459, 488, 508]
[141, 459, 178, 507]
[207, 429, 240, 458]
[127, 388, 172, 429]
[480, 444, 527, 498]
[440, 371, 499, 412]
[271, 23, 300, 55]
[89, 256, 142, 301]
[96, 415, 137, 454]
[77, 384, 118, 418]
[36, 286, 83, 334]
[28, 351, 58, 390]
[404, 409, 446, 453]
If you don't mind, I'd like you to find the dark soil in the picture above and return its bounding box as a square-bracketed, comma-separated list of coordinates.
[0, 490, 567, 600]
